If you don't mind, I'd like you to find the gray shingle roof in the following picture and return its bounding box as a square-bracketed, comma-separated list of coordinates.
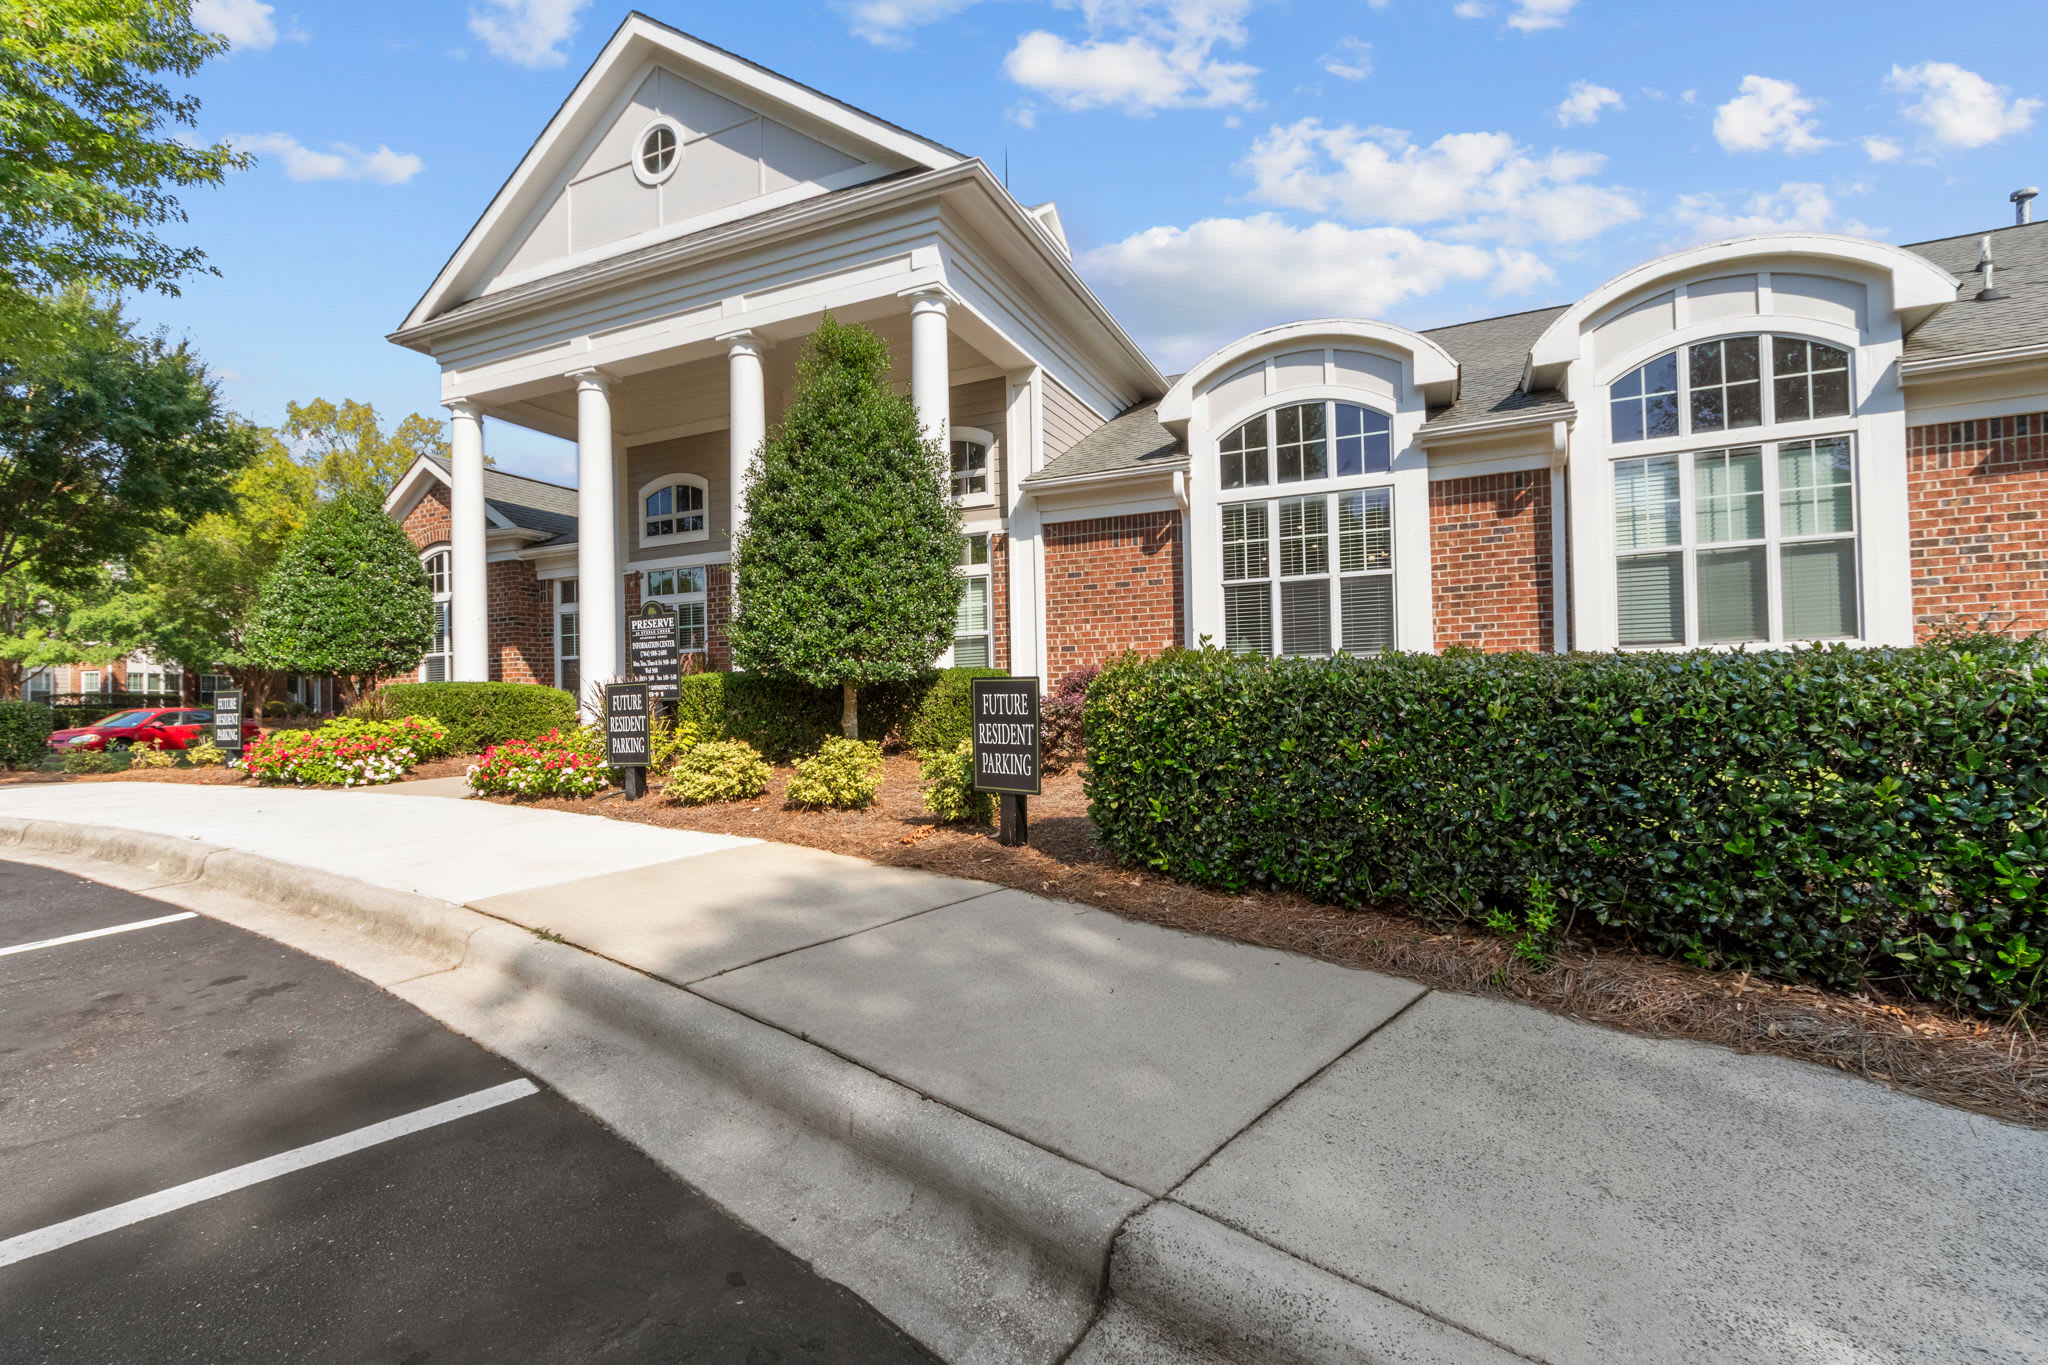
[1901, 220, 2048, 363]
[1022, 397, 1181, 486]
[427, 456, 581, 545]
[1418, 305, 1574, 434]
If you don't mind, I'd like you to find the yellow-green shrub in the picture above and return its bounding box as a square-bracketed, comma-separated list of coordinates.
[920, 740, 994, 824]
[786, 738, 884, 810]
[128, 742, 177, 769]
[664, 739, 770, 806]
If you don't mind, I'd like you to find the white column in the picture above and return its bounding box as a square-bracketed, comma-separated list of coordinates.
[907, 290, 951, 450]
[720, 330, 766, 550]
[446, 400, 489, 682]
[570, 370, 619, 714]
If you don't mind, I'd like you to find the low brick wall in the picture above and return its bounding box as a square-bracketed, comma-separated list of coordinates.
[1909, 412, 2048, 638]
[1044, 511, 1183, 676]
[1428, 470, 1555, 653]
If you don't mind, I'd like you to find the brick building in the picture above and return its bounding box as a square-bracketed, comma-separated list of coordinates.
[384, 16, 2048, 701]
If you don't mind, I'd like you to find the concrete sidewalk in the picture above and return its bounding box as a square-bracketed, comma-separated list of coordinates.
[2, 780, 2043, 1365]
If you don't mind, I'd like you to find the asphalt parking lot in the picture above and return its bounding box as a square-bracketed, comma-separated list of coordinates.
[0, 859, 935, 1365]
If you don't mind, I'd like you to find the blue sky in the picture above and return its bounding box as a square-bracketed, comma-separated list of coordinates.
[143, 0, 2047, 483]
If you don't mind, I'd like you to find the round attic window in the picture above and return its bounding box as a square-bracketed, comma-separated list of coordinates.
[633, 118, 682, 186]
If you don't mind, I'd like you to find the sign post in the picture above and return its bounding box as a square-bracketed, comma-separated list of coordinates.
[604, 682, 652, 800]
[627, 601, 682, 705]
[969, 676, 1040, 847]
[211, 690, 245, 760]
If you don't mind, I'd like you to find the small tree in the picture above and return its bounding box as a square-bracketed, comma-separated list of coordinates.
[730, 316, 962, 740]
[244, 492, 434, 704]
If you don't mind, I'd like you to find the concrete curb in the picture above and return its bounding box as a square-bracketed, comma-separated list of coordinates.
[0, 816, 1142, 1364]
[4, 814, 1522, 1365]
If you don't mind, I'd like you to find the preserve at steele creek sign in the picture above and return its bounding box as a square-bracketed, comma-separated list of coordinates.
[627, 602, 681, 700]
[970, 677, 1040, 796]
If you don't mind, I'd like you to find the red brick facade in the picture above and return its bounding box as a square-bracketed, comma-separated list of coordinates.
[990, 533, 1010, 671]
[1428, 470, 1556, 653]
[486, 559, 552, 684]
[401, 482, 451, 547]
[1908, 411, 2048, 638]
[707, 565, 732, 671]
[1044, 512, 1183, 676]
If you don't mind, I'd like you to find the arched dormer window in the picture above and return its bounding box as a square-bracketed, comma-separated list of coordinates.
[639, 473, 709, 548]
[1610, 334, 1849, 443]
[1219, 402, 1390, 490]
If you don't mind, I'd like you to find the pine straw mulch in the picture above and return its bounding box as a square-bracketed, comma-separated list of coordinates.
[474, 751, 2047, 1131]
[0, 752, 483, 788]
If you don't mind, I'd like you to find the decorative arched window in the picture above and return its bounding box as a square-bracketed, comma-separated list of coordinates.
[1609, 333, 1861, 648]
[1610, 334, 1850, 443]
[1217, 401, 1396, 659]
[950, 426, 996, 505]
[640, 473, 709, 547]
[421, 548, 451, 682]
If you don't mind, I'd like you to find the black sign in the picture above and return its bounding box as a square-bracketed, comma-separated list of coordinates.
[604, 683, 652, 768]
[628, 602, 681, 700]
[970, 677, 1041, 795]
[212, 690, 244, 755]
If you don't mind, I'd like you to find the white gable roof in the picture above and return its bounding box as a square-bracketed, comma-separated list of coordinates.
[399, 13, 964, 332]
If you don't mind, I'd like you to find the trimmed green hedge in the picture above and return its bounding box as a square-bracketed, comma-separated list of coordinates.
[379, 681, 577, 751]
[671, 667, 1003, 761]
[1085, 639, 2048, 1014]
[0, 701, 54, 768]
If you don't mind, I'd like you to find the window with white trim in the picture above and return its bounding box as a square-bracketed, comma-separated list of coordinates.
[24, 668, 52, 702]
[952, 533, 992, 667]
[950, 426, 995, 505]
[421, 549, 451, 682]
[632, 118, 684, 187]
[1614, 436, 1858, 647]
[556, 579, 579, 698]
[1217, 400, 1396, 657]
[640, 474, 709, 548]
[643, 567, 708, 656]
[1611, 334, 1850, 443]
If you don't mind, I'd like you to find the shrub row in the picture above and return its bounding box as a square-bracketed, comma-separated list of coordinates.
[0, 700, 53, 769]
[1084, 638, 2048, 1014]
[671, 667, 1003, 761]
[378, 681, 577, 751]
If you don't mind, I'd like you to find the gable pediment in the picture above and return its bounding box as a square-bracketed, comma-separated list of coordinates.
[402, 14, 962, 331]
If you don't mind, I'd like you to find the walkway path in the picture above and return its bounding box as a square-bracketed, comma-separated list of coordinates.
[1, 780, 2042, 1365]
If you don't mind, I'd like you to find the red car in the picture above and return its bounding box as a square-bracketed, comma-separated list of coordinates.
[47, 707, 251, 753]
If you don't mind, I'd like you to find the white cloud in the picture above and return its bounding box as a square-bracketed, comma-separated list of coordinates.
[1862, 135, 1902, 163]
[842, 0, 983, 46]
[1079, 213, 1547, 363]
[1885, 62, 2041, 149]
[1004, 3, 1262, 114]
[192, 0, 277, 51]
[1672, 182, 1873, 241]
[1555, 80, 1623, 126]
[467, 0, 588, 69]
[1713, 75, 1828, 154]
[1453, 1, 1489, 17]
[1507, 0, 1576, 31]
[1240, 119, 1640, 244]
[1319, 36, 1372, 82]
[230, 133, 424, 184]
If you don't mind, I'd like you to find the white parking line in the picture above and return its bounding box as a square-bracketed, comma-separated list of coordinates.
[0, 1079, 540, 1268]
[0, 912, 199, 958]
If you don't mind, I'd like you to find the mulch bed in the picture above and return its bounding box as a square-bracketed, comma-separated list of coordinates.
[23, 750, 2042, 1127]
[488, 752, 2045, 1131]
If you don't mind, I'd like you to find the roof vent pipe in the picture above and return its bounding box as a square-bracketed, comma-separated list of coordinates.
[2015, 187, 2040, 225]
[1978, 235, 2008, 301]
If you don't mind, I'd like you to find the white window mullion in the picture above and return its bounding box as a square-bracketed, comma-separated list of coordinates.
[1678, 452, 1699, 647]
[1268, 496, 1281, 656]
[1763, 438, 1785, 643]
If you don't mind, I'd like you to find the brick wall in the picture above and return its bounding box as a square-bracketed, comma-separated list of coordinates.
[487, 559, 552, 685]
[991, 533, 1010, 671]
[1908, 411, 2048, 638]
[707, 565, 732, 670]
[401, 483, 450, 550]
[1044, 511, 1183, 676]
[1428, 470, 1555, 653]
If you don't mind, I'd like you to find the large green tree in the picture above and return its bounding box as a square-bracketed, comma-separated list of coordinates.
[0, 0, 247, 347]
[0, 291, 256, 595]
[244, 492, 434, 703]
[283, 398, 450, 501]
[729, 316, 962, 739]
